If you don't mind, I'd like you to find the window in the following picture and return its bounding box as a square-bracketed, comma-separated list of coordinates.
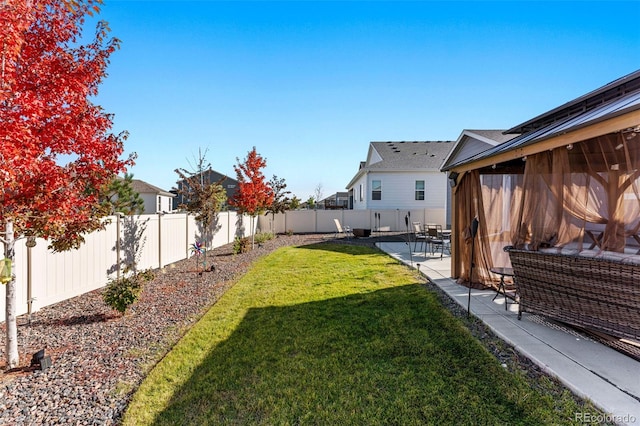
[415, 180, 425, 200]
[372, 180, 382, 200]
[157, 196, 162, 212]
[359, 184, 363, 201]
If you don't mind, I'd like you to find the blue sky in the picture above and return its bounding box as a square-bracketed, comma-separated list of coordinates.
[92, 1, 639, 200]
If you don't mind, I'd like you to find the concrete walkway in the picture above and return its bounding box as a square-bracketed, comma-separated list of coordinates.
[376, 241, 640, 426]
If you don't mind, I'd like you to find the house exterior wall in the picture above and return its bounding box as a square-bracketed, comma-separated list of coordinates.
[350, 173, 369, 210]
[173, 170, 239, 210]
[355, 171, 448, 211]
[158, 195, 174, 213]
[139, 193, 174, 214]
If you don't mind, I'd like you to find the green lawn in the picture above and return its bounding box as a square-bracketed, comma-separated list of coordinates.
[123, 243, 600, 425]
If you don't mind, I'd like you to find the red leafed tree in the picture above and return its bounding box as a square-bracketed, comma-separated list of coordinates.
[0, 0, 133, 368]
[231, 147, 274, 248]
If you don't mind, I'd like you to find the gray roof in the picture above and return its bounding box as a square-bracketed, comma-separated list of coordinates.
[446, 70, 640, 170]
[368, 141, 454, 171]
[131, 179, 175, 197]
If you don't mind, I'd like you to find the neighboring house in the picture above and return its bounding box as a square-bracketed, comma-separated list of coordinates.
[321, 192, 349, 209]
[346, 140, 454, 215]
[130, 179, 176, 214]
[173, 169, 239, 210]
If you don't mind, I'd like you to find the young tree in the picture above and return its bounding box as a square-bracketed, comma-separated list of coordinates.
[306, 196, 316, 210]
[174, 147, 227, 248]
[231, 147, 273, 248]
[289, 195, 301, 210]
[101, 173, 145, 216]
[0, 0, 133, 368]
[314, 183, 324, 208]
[265, 175, 291, 233]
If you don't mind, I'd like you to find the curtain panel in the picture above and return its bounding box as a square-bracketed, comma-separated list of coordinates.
[454, 130, 640, 288]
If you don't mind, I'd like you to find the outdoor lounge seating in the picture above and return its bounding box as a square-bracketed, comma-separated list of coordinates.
[505, 246, 640, 343]
[333, 219, 353, 239]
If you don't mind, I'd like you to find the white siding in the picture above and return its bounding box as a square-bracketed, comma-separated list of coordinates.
[365, 171, 448, 210]
[140, 193, 157, 214]
[350, 174, 369, 210]
[139, 193, 174, 214]
[159, 195, 174, 213]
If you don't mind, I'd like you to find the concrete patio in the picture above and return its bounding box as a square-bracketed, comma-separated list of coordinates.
[376, 241, 640, 426]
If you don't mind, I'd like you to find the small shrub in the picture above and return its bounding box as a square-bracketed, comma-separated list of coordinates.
[233, 236, 251, 254]
[103, 269, 155, 315]
[254, 232, 275, 245]
[286, 229, 294, 236]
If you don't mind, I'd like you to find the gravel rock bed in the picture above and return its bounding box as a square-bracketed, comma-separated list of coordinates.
[0, 233, 595, 424]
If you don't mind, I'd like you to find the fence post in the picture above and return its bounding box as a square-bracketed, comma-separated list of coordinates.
[116, 213, 122, 279]
[158, 212, 163, 269]
[185, 213, 189, 258]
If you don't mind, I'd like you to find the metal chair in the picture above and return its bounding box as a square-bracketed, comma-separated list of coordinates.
[333, 219, 352, 239]
[427, 224, 450, 259]
[412, 222, 428, 253]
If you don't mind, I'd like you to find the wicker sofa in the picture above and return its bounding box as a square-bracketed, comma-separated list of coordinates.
[505, 246, 640, 342]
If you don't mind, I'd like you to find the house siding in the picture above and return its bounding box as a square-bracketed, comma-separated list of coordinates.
[365, 171, 447, 210]
[140, 193, 174, 214]
[351, 174, 369, 210]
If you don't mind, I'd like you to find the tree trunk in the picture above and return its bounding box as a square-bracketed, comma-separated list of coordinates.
[251, 216, 255, 249]
[4, 219, 19, 369]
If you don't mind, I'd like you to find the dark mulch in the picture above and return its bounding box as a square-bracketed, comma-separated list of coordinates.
[0, 233, 599, 424]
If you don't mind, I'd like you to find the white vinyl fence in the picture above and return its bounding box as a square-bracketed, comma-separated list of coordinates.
[1, 212, 252, 323]
[259, 207, 446, 235]
[2, 207, 444, 323]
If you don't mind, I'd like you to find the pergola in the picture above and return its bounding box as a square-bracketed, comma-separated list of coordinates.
[443, 69, 640, 289]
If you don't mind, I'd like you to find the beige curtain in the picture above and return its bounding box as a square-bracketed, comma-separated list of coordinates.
[454, 170, 495, 288]
[455, 130, 640, 289]
[512, 133, 640, 253]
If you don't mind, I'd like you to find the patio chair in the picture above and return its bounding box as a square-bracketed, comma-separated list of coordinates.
[412, 222, 429, 253]
[334, 219, 353, 239]
[427, 224, 450, 259]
